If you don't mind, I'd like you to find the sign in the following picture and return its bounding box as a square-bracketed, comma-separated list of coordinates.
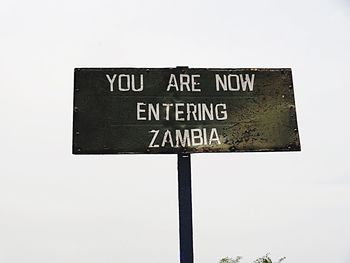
[73, 68, 300, 154]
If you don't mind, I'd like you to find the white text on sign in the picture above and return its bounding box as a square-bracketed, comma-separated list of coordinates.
[105, 73, 256, 149]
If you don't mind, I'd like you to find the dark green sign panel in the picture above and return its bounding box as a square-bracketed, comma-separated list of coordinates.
[73, 68, 300, 154]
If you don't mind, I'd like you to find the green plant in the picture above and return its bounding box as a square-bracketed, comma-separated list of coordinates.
[254, 254, 286, 263]
[219, 254, 285, 263]
[219, 256, 242, 263]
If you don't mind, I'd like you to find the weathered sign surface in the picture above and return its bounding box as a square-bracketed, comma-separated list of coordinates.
[73, 68, 300, 154]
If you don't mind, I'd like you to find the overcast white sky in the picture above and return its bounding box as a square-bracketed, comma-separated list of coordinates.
[1, 0, 350, 262]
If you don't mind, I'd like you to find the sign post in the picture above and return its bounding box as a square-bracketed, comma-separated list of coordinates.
[73, 67, 301, 263]
[178, 153, 194, 263]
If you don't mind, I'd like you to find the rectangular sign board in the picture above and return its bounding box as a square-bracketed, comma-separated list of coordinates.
[73, 68, 300, 154]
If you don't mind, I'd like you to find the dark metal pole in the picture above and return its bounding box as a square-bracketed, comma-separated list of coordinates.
[177, 153, 194, 263]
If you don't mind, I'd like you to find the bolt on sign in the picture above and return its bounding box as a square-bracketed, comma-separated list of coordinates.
[73, 68, 300, 154]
